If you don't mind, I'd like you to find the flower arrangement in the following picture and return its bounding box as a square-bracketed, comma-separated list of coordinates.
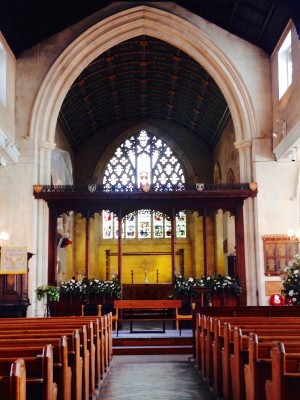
[208, 274, 243, 297]
[35, 275, 121, 302]
[88, 276, 121, 299]
[281, 254, 300, 305]
[172, 273, 242, 298]
[59, 277, 89, 299]
[173, 274, 196, 296]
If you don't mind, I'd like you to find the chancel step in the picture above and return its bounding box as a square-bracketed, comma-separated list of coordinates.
[113, 336, 193, 355]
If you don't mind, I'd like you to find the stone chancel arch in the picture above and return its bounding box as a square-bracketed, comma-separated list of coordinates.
[28, 4, 262, 312]
[30, 5, 258, 160]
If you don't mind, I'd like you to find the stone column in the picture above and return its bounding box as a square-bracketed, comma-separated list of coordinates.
[36, 141, 56, 314]
[171, 208, 176, 277]
[202, 208, 208, 276]
[85, 209, 90, 280]
[234, 139, 258, 305]
[117, 210, 123, 299]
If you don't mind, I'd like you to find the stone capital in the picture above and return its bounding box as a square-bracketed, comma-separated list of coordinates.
[39, 140, 56, 151]
[234, 139, 252, 151]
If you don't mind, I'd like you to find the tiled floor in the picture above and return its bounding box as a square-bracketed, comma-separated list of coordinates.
[98, 355, 216, 400]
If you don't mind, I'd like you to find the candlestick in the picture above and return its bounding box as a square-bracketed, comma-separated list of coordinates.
[156, 269, 159, 283]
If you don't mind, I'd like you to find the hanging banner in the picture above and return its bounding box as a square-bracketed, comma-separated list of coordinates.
[0, 247, 27, 274]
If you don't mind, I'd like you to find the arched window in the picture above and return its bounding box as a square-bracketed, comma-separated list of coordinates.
[102, 129, 186, 239]
[103, 129, 185, 190]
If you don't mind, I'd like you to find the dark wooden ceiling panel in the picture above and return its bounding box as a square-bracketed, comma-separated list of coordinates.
[0, 1, 298, 153]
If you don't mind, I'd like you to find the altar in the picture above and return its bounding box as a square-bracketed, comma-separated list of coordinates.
[122, 283, 173, 300]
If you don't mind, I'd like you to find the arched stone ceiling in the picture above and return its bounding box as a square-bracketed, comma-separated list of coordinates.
[59, 35, 229, 152]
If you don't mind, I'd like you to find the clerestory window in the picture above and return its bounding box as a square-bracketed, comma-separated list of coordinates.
[278, 30, 292, 99]
[0, 41, 6, 107]
[102, 130, 186, 239]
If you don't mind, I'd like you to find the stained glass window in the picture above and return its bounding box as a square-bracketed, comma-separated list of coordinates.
[102, 130, 186, 239]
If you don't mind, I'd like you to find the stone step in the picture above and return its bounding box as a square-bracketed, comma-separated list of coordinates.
[112, 336, 193, 355]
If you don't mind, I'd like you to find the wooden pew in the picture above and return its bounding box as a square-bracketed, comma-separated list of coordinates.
[0, 345, 57, 400]
[0, 340, 70, 400]
[0, 314, 113, 394]
[2, 330, 86, 400]
[0, 336, 81, 400]
[0, 314, 112, 395]
[244, 333, 300, 400]
[198, 316, 300, 398]
[0, 358, 26, 400]
[197, 314, 300, 399]
[195, 312, 300, 400]
[230, 326, 300, 400]
[0, 321, 92, 399]
[265, 341, 300, 400]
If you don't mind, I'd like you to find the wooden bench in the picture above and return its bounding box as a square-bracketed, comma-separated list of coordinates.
[0, 318, 95, 400]
[114, 299, 182, 334]
[222, 323, 300, 400]
[0, 345, 57, 400]
[0, 326, 89, 400]
[195, 314, 300, 399]
[0, 335, 81, 400]
[0, 358, 26, 400]
[265, 341, 300, 400]
[0, 314, 113, 395]
[0, 339, 70, 400]
[244, 333, 300, 400]
[230, 326, 300, 400]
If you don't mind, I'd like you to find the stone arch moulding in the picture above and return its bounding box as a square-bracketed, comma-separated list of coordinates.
[30, 5, 258, 176]
[93, 121, 196, 184]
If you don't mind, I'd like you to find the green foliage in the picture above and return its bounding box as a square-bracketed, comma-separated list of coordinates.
[35, 285, 60, 302]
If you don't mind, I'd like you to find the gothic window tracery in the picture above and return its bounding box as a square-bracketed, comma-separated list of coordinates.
[102, 130, 186, 239]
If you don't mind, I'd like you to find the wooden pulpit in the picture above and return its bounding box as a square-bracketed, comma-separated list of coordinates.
[0, 248, 32, 317]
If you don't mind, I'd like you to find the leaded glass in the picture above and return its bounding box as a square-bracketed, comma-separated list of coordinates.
[102, 129, 186, 239]
[176, 211, 186, 238]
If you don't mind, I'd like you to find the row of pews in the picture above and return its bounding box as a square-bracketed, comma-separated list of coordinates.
[195, 312, 300, 400]
[0, 313, 113, 400]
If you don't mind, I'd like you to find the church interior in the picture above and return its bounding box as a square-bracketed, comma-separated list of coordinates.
[0, 0, 299, 314]
[0, 1, 299, 314]
[0, 1, 300, 399]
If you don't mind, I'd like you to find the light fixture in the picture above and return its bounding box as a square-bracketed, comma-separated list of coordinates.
[272, 118, 286, 138]
[0, 231, 9, 246]
[287, 228, 300, 241]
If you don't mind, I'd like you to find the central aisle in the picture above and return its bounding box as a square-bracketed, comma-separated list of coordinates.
[98, 354, 215, 399]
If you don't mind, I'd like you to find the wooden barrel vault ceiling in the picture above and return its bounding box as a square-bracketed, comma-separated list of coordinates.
[0, 1, 298, 153]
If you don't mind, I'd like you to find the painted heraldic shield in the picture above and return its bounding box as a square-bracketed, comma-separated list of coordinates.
[196, 183, 204, 192]
[88, 184, 97, 193]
